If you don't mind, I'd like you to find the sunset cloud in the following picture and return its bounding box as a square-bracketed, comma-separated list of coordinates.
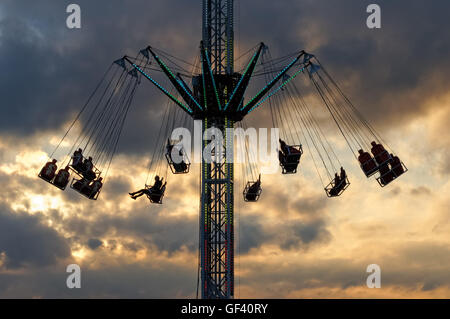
[0, 0, 449, 298]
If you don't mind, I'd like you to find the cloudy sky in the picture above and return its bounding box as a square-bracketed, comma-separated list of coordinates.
[0, 0, 449, 298]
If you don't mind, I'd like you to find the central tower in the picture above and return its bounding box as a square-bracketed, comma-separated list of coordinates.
[199, 0, 235, 299]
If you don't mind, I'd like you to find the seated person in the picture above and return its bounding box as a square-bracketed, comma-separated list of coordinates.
[340, 167, 347, 183]
[88, 177, 103, 199]
[152, 175, 163, 191]
[279, 146, 300, 173]
[167, 140, 188, 173]
[149, 182, 166, 203]
[79, 179, 101, 198]
[173, 161, 188, 173]
[358, 149, 377, 175]
[166, 139, 175, 155]
[54, 166, 70, 189]
[288, 145, 301, 154]
[336, 167, 348, 191]
[370, 141, 390, 165]
[389, 154, 404, 176]
[328, 173, 342, 197]
[71, 149, 84, 171]
[73, 178, 90, 193]
[279, 140, 301, 170]
[279, 139, 289, 155]
[379, 163, 395, 186]
[245, 176, 261, 202]
[129, 176, 165, 200]
[40, 159, 58, 181]
[334, 173, 341, 186]
[278, 150, 286, 165]
[286, 145, 302, 162]
[82, 156, 96, 181]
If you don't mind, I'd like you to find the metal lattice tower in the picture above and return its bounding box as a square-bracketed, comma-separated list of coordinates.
[200, 0, 235, 299]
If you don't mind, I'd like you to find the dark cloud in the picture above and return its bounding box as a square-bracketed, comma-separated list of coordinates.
[238, 213, 331, 253]
[0, 261, 196, 298]
[291, 195, 328, 217]
[237, 0, 450, 144]
[240, 241, 450, 297]
[1, 0, 449, 158]
[410, 186, 431, 196]
[236, 182, 331, 253]
[278, 220, 331, 250]
[422, 281, 440, 292]
[0, 0, 200, 156]
[0, 204, 71, 269]
[102, 175, 133, 199]
[238, 217, 271, 254]
[280, 219, 331, 249]
[62, 205, 198, 254]
[0, 240, 449, 298]
[87, 238, 103, 250]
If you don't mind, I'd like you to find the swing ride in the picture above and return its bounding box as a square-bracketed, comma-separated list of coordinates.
[38, 0, 407, 299]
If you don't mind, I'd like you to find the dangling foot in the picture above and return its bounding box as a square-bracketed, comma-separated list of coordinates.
[129, 192, 134, 196]
[131, 196, 137, 200]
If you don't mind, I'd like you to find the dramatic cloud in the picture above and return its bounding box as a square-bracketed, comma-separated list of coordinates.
[0, 0, 449, 298]
[0, 204, 70, 269]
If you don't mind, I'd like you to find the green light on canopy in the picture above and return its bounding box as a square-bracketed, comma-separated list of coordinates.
[241, 55, 301, 111]
[132, 63, 192, 114]
[224, 49, 259, 111]
[247, 65, 307, 114]
[153, 53, 202, 111]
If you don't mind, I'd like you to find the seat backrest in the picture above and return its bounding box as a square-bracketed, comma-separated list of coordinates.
[359, 152, 371, 161]
[149, 193, 163, 203]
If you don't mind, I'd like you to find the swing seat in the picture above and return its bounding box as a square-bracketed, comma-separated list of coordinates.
[38, 161, 57, 182]
[70, 178, 101, 200]
[279, 145, 303, 175]
[376, 162, 407, 187]
[281, 162, 299, 174]
[69, 155, 101, 181]
[165, 149, 190, 174]
[374, 150, 391, 167]
[358, 148, 392, 178]
[325, 177, 350, 197]
[53, 169, 70, 190]
[38, 173, 66, 191]
[38, 168, 70, 191]
[359, 152, 379, 178]
[145, 184, 165, 204]
[243, 181, 262, 202]
[38, 171, 54, 182]
[370, 143, 391, 166]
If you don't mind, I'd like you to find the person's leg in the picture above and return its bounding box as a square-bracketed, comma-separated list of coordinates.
[129, 189, 144, 196]
[133, 190, 148, 199]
